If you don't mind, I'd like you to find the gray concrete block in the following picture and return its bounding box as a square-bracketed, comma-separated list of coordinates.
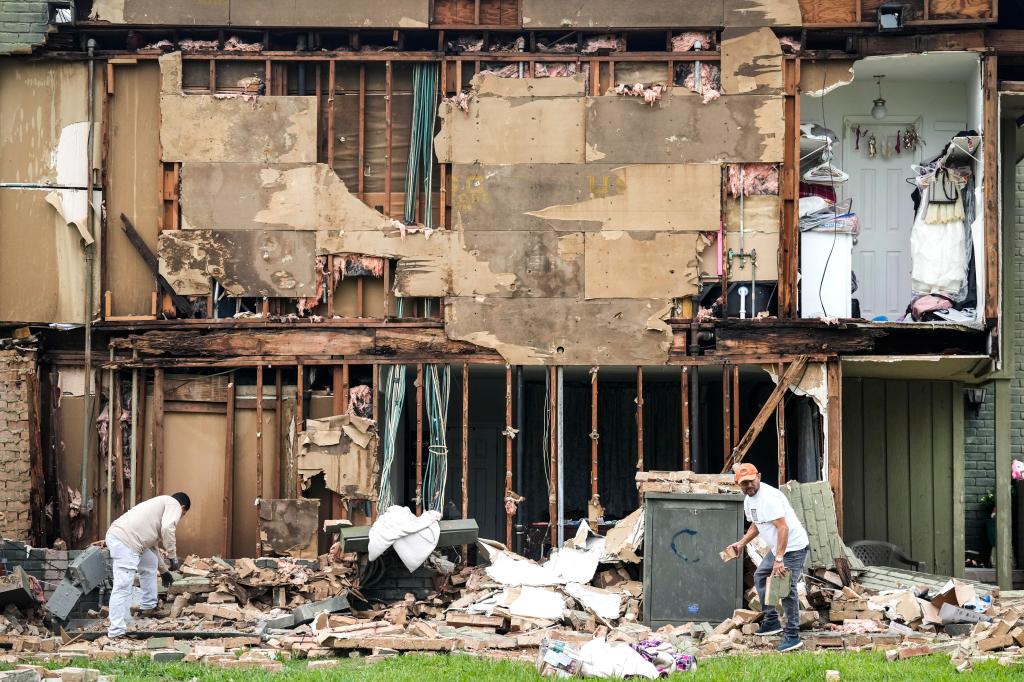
[292, 594, 350, 624]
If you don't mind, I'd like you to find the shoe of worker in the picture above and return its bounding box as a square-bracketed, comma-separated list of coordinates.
[138, 606, 170, 618]
[776, 636, 803, 653]
[756, 620, 783, 636]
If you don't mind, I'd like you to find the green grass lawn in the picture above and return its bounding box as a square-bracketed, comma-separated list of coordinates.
[5, 651, 1024, 681]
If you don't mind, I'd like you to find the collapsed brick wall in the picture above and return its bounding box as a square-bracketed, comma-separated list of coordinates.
[0, 349, 35, 542]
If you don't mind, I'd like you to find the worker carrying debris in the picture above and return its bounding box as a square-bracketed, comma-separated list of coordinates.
[724, 464, 809, 653]
[105, 492, 190, 639]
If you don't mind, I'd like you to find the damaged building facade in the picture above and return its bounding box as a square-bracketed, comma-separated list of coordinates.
[2, 0, 1024, 595]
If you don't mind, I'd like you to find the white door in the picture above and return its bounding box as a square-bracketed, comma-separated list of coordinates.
[840, 118, 920, 320]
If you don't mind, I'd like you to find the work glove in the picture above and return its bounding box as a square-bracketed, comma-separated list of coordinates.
[161, 572, 173, 588]
[168, 558, 180, 572]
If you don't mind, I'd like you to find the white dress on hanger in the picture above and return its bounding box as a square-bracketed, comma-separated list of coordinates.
[909, 174, 969, 302]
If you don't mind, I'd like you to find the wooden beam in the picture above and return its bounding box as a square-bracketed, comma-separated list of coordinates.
[385, 61, 393, 216]
[131, 368, 144, 507]
[995, 378, 1012, 589]
[826, 359, 843, 533]
[732, 365, 740, 447]
[681, 366, 691, 471]
[461, 362, 469, 522]
[295, 363, 304, 498]
[153, 368, 164, 494]
[255, 364, 264, 555]
[505, 364, 513, 547]
[722, 364, 732, 465]
[327, 59, 336, 171]
[358, 64, 366, 200]
[635, 366, 644, 472]
[274, 367, 282, 498]
[112, 370, 124, 515]
[723, 356, 808, 473]
[983, 54, 999, 324]
[776, 362, 787, 484]
[780, 58, 800, 318]
[415, 362, 424, 513]
[548, 366, 557, 549]
[223, 373, 235, 558]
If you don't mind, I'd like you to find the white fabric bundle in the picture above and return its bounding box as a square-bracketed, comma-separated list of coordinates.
[367, 505, 442, 572]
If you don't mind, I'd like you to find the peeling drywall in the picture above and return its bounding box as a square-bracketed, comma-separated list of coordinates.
[435, 96, 586, 164]
[445, 297, 674, 366]
[472, 72, 586, 97]
[181, 162, 394, 231]
[90, 0, 230, 23]
[229, 0, 429, 27]
[158, 229, 317, 297]
[451, 163, 721, 232]
[800, 60, 856, 97]
[583, 231, 704, 299]
[721, 27, 784, 95]
[699, 231, 780, 279]
[297, 414, 379, 500]
[585, 91, 784, 163]
[521, 1, 725, 27]
[724, 0, 802, 27]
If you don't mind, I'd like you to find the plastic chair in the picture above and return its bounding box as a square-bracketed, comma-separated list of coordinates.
[849, 540, 927, 572]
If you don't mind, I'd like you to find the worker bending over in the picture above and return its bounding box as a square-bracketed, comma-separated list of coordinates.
[105, 492, 190, 639]
[724, 464, 809, 653]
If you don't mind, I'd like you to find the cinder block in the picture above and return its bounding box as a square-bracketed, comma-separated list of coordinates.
[292, 594, 350, 624]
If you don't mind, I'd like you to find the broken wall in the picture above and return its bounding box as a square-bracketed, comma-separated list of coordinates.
[520, 0, 801, 28]
[0, 351, 37, 542]
[0, 59, 102, 324]
[88, 0, 430, 27]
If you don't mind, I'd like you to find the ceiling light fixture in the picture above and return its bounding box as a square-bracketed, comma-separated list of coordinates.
[871, 75, 888, 120]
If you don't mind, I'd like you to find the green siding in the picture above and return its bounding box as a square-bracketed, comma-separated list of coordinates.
[842, 378, 963, 576]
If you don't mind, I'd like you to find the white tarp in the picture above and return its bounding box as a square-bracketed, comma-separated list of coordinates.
[367, 505, 442, 572]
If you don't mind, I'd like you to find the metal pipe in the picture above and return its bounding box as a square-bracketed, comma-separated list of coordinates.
[556, 366, 564, 548]
[80, 38, 97, 515]
[514, 365, 524, 555]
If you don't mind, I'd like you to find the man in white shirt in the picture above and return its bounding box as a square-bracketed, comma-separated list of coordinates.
[105, 492, 190, 638]
[724, 464, 809, 652]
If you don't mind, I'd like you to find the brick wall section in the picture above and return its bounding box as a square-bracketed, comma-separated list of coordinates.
[0, 0, 50, 55]
[0, 349, 35, 542]
[963, 164, 1024, 557]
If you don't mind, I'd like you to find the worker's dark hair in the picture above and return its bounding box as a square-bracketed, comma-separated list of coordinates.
[171, 492, 191, 511]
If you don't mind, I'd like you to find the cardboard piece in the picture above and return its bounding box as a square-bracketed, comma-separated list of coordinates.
[296, 414, 379, 500]
[257, 499, 321, 559]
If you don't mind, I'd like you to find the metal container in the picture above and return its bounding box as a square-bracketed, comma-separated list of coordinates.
[643, 492, 745, 627]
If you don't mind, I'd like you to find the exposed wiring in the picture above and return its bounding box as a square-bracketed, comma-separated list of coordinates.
[422, 364, 450, 512]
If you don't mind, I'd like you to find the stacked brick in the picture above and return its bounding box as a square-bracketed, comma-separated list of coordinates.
[0, 350, 34, 543]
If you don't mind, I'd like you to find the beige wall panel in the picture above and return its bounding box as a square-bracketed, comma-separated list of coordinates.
[586, 92, 784, 164]
[229, 0, 429, 27]
[451, 163, 720, 232]
[724, 0, 802, 27]
[721, 27, 784, 95]
[445, 297, 673, 365]
[435, 97, 585, 164]
[698, 230, 780, 279]
[522, 0, 724, 27]
[90, 0, 229, 23]
[472, 73, 586, 97]
[584, 231, 704, 299]
[159, 94, 317, 163]
[724, 195, 781, 233]
[232, 406, 277, 558]
[180, 162, 392, 231]
[161, 412, 226, 559]
[107, 62, 162, 316]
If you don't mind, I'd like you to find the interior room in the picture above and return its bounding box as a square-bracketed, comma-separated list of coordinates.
[800, 52, 985, 325]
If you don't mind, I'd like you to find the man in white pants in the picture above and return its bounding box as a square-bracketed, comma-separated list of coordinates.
[105, 492, 190, 638]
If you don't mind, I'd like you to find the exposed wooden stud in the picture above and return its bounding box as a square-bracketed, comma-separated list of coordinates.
[223, 373, 235, 558]
[332, 366, 344, 415]
[315, 63, 322, 161]
[371, 363, 380, 521]
[383, 259, 391, 318]
[327, 59, 336, 168]
[723, 356, 809, 473]
[505, 364, 513, 547]
[461, 362, 469, 521]
[590, 366, 599, 501]
[439, 163, 447, 228]
[474, 0, 481, 24]
[209, 59, 216, 93]
[265, 58, 272, 93]
[722, 364, 731, 465]
[153, 368, 164, 494]
[357, 278, 365, 318]
[636, 366, 644, 472]
[681, 366, 691, 471]
[983, 55, 999, 324]
[129, 366, 140, 508]
[385, 61, 393, 216]
[106, 61, 115, 94]
[825, 359, 843, 533]
[274, 368, 282, 498]
[255, 364, 264, 550]
[112, 370, 124, 514]
[780, 57, 801, 317]
[295, 363, 304, 498]
[548, 366, 557, 549]
[358, 64, 366, 199]
[455, 59, 462, 92]
[732, 365, 740, 447]
[776, 362, 787, 484]
[326, 254, 335, 318]
[105, 359, 114, 526]
[415, 363, 424, 513]
[341, 363, 350, 413]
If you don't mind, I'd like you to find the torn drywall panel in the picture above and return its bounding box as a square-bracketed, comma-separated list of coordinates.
[724, 0, 802, 27]
[585, 92, 784, 163]
[297, 414, 379, 500]
[158, 229, 316, 297]
[472, 72, 586, 97]
[451, 164, 721, 232]
[159, 52, 183, 94]
[90, 0, 230, 23]
[435, 96, 586, 164]
[454, 231, 584, 298]
[800, 60, 856, 97]
[160, 93, 317, 163]
[0, 61, 96, 186]
[317, 229, 452, 298]
[229, 0, 430, 27]
[258, 499, 320, 560]
[445, 297, 674, 365]
[583, 231, 704, 299]
[698, 230, 780, 279]
[720, 27, 784, 95]
[521, 0, 725, 27]
[610, 63, 669, 88]
[765, 360, 827, 414]
[181, 163, 394, 231]
[724, 195, 781, 233]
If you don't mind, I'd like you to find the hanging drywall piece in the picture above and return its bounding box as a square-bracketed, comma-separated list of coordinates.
[258, 498, 321, 560]
[720, 27, 784, 95]
[296, 414, 380, 500]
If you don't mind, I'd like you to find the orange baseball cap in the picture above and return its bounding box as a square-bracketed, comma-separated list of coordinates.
[734, 463, 759, 483]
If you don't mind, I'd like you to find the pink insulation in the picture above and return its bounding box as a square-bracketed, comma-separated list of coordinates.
[671, 32, 715, 52]
[297, 256, 328, 316]
[224, 36, 262, 52]
[582, 34, 624, 54]
[178, 39, 219, 52]
[534, 62, 586, 79]
[445, 91, 473, 114]
[680, 63, 721, 104]
[726, 164, 781, 197]
[613, 83, 664, 106]
[347, 384, 374, 419]
[482, 63, 522, 78]
[778, 36, 801, 54]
